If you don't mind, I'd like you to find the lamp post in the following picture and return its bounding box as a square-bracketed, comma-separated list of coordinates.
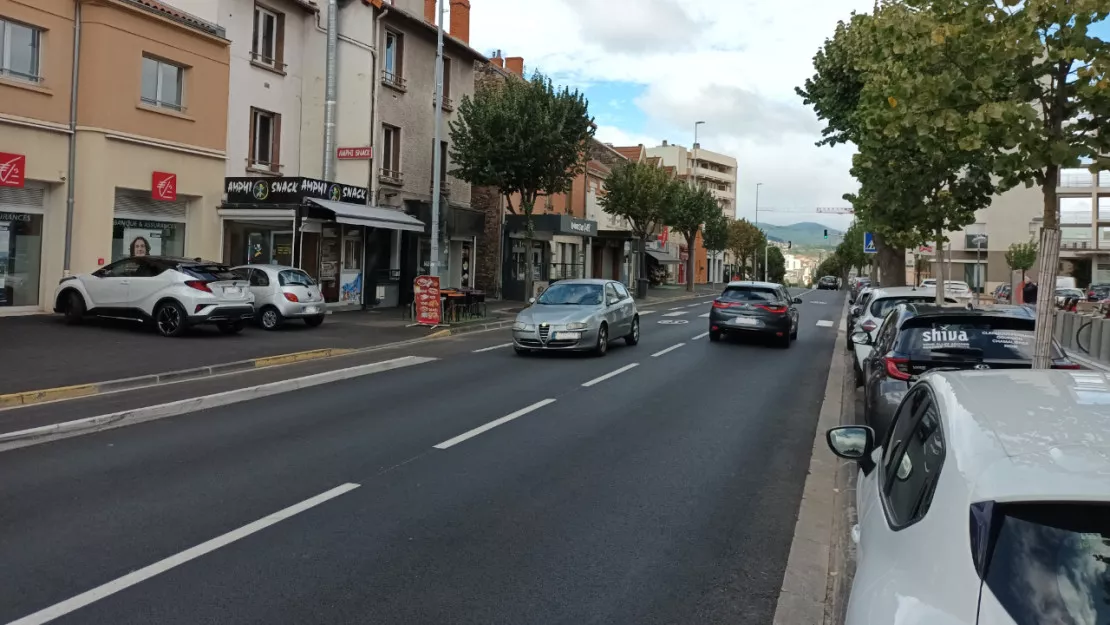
[973, 234, 987, 305]
[756, 182, 765, 281]
[692, 121, 706, 286]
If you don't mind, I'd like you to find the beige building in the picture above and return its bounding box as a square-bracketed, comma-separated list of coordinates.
[0, 0, 229, 314]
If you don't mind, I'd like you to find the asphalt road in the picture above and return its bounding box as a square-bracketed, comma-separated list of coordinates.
[0, 289, 845, 625]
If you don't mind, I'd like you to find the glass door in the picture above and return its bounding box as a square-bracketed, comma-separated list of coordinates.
[270, 231, 293, 266]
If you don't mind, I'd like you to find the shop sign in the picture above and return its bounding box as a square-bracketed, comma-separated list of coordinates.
[224, 177, 368, 205]
[562, 216, 597, 237]
[0, 152, 26, 188]
[659, 227, 669, 245]
[337, 147, 372, 160]
[152, 172, 177, 201]
[414, 275, 442, 325]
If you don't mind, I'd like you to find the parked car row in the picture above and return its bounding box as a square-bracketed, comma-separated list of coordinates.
[53, 256, 327, 337]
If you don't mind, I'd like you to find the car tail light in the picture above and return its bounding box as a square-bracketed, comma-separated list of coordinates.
[1088, 291, 1096, 298]
[284, 292, 299, 302]
[185, 280, 212, 293]
[884, 356, 912, 381]
[861, 319, 877, 332]
[1052, 362, 1082, 370]
[756, 304, 788, 313]
[712, 300, 736, 309]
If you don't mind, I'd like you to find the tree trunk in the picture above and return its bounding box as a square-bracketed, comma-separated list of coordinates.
[873, 233, 905, 287]
[522, 199, 535, 302]
[935, 232, 945, 305]
[1032, 165, 1061, 369]
[685, 230, 697, 292]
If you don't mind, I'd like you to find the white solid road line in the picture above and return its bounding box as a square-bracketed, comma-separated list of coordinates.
[686, 302, 702, 308]
[581, 363, 640, 387]
[816, 320, 835, 327]
[8, 483, 361, 625]
[639, 310, 657, 315]
[434, 399, 557, 449]
[692, 332, 709, 340]
[652, 343, 686, 357]
[472, 343, 512, 353]
[662, 310, 689, 317]
[698, 313, 709, 318]
[668, 306, 684, 311]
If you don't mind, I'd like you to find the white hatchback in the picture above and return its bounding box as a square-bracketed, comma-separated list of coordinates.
[827, 369, 1110, 625]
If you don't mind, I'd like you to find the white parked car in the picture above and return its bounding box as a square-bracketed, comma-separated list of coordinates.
[827, 369, 1110, 625]
[232, 264, 326, 330]
[54, 256, 254, 336]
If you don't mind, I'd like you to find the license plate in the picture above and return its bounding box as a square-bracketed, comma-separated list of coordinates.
[224, 286, 240, 295]
[730, 317, 758, 326]
[553, 331, 579, 340]
[304, 306, 320, 315]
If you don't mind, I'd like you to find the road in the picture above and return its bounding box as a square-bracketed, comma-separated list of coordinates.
[0, 289, 845, 625]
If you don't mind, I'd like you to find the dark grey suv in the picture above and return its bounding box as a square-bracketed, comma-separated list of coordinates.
[709, 281, 802, 348]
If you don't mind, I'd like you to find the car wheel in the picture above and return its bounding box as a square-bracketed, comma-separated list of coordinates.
[593, 323, 609, 356]
[790, 324, 798, 340]
[304, 315, 325, 328]
[778, 332, 792, 349]
[154, 301, 188, 337]
[624, 316, 640, 346]
[259, 306, 284, 330]
[64, 291, 85, 325]
[218, 321, 244, 335]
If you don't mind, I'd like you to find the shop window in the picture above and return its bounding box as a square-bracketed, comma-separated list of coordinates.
[141, 55, 185, 111]
[249, 107, 281, 172]
[0, 211, 43, 307]
[111, 219, 185, 262]
[251, 5, 284, 68]
[0, 18, 41, 82]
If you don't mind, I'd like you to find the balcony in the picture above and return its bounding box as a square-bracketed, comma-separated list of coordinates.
[381, 70, 407, 92]
[693, 165, 732, 183]
[379, 168, 403, 186]
[433, 94, 454, 112]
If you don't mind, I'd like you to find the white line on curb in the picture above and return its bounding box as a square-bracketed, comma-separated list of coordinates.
[662, 310, 689, 317]
[816, 320, 834, 327]
[582, 363, 639, 387]
[652, 343, 685, 357]
[434, 399, 556, 449]
[472, 343, 512, 353]
[7, 482, 361, 625]
[692, 332, 709, 340]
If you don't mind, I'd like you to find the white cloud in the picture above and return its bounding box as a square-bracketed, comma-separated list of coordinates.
[468, 0, 873, 229]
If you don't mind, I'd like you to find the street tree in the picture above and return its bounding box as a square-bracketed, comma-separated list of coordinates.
[1005, 239, 1038, 282]
[702, 211, 730, 285]
[598, 159, 676, 288]
[728, 218, 763, 280]
[665, 183, 720, 292]
[766, 246, 787, 284]
[835, 221, 869, 277]
[449, 71, 594, 298]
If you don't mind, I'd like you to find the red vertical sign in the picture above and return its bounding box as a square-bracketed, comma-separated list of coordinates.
[152, 171, 177, 201]
[0, 153, 26, 188]
[414, 275, 442, 325]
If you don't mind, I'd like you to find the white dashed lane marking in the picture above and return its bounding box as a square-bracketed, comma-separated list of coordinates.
[651, 343, 686, 357]
[692, 332, 709, 340]
[662, 311, 690, 317]
[816, 320, 834, 327]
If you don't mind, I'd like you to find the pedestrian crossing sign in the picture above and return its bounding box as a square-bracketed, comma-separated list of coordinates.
[863, 232, 877, 254]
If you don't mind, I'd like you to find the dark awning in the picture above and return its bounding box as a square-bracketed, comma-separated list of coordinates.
[307, 198, 425, 232]
[646, 249, 681, 264]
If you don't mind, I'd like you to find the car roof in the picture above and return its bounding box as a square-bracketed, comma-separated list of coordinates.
[868, 286, 937, 298]
[725, 280, 783, 289]
[900, 302, 1034, 320]
[926, 370, 1110, 503]
[146, 256, 222, 266]
[547, 279, 615, 286]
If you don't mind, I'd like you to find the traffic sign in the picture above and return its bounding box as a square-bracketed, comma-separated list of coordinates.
[863, 232, 877, 254]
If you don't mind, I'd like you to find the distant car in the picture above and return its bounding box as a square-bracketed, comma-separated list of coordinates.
[827, 369, 1110, 625]
[992, 283, 1011, 304]
[232, 264, 327, 330]
[54, 256, 254, 337]
[849, 277, 871, 304]
[1055, 288, 1085, 309]
[1087, 283, 1110, 301]
[845, 287, 874, 350]
[512, 279, 639, 356]
[708, 281, 801, 348]
[817, 276, 838, 290]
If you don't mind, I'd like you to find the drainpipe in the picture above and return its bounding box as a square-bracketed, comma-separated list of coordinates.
[322, 0, 339, 181]
[368, 6, 389, 205]
[63, 0, 82, 274]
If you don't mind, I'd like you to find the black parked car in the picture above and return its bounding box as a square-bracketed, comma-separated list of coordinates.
[852, 303, 1078, 441]
[709, 281, 802, 348]
[817, 276, 838, 290]
[848, 277, 871, 303]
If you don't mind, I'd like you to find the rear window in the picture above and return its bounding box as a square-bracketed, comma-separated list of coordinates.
[975, 502, 1110, 625]
[721, 287, 778, 302]
[279, 270, 315, 287]
[869, 296, 950, 318]
[896, 316, 1059, 360]
[182, 264, 238, 281]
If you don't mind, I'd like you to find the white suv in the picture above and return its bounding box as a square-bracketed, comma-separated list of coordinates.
[54, 256, 255, 337]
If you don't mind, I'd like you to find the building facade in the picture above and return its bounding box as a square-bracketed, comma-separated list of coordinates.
[0, 0, 229, 314]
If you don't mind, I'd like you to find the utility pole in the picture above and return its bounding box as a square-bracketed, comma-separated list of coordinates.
[755, 182, 764, 281]
[692, 121, 704, 287]
[429, 0, 445, 279]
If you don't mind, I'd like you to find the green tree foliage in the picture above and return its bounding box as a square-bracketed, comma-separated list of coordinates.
[1005, 239, 1038, 280]
[598, 160, 676, 283]
[665, 184, 720, 292]
[835, 221, 869, 275]
[449, 71, 594, 296]
[727, 218, 764, 280]
[815, 255, 844, 283]
[702, 211, 730, 284]
[766, 246, 787, 284]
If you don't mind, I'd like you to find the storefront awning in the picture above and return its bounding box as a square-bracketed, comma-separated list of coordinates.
[646, 249, 681, 264]
[307, 198, 425, 232]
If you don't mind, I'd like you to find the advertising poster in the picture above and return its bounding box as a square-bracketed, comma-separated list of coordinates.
[414, 275, 442, 325]
[340, 270, 362, 303]
[124, 228, 163, 257]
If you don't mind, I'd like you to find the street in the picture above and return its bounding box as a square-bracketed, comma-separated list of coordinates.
[0, 289, 844, 625]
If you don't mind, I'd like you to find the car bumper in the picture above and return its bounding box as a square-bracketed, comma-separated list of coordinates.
[512, 327, 600, 351]
[274, 300, 327, 318]
[187, 305, 256, 326]
[708, 312, 791, 334]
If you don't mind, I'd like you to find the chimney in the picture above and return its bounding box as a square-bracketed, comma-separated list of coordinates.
[424, 0, 435, 23]
[505, 56, 524, 76]
[449, 0, 470, 44]
[490, 49, 504, 67]
[662, 140, 668, 146]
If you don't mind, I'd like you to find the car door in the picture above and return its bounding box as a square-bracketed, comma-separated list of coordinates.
[862, 313, 898, 405]
[603, 283, 625, 334]
[611, 281, 634, 334]
[248, 268, 273, 308]
[84, 259, 141, 309]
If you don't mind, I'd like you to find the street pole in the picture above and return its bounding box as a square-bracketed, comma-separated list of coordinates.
[755, 182, 762, 280]
[692, 121, 704, 288]
[429, 0, 445, 280]
[973, 234, 986, 306]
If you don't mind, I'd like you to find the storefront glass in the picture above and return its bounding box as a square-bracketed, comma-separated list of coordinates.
[112, 218, 185, 262]
[320, 225, 341, 302]
[340, 227, 363, 304]
[223, 221, 294, 266]
[0, 211, 43, 307]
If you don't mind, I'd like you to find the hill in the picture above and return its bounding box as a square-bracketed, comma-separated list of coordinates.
[756, 222, 844, 248]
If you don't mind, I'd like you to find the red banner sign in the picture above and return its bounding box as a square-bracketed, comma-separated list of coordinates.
[152, 171, 177, 201]
[414, 275, 442, 325]
[658, 227, 669, 245]
[0, 153, 26, 188]
[337, 147, 372, 160]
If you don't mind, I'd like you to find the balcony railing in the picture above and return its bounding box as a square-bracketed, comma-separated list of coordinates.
[381, 70, 407, 91]
[434, 94, 454, 111]
[379, 168, 403, 186]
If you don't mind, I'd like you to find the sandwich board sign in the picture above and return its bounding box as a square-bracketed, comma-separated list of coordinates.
[863, 232, 877, 254]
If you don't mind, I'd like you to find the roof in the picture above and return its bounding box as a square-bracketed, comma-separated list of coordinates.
[118, 0, 226, 37]
[612, 146, 645, 161]
[378, 2, 488, 62]
[928, 370, 1110, 503]
[724, 280, 782, 289]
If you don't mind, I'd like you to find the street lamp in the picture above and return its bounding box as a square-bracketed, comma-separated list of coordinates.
[692, 121, 706, 282]
[756, 182, 766, 281]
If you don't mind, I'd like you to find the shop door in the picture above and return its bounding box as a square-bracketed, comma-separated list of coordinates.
[319, 226, 341, 302]
[301, 232, 321, 284]
[271, 232, 294, 266]
[0, 185, 45, 310]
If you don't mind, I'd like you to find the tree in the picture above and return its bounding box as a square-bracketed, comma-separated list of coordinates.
[815, 254, 844, 283]
[727, 218, 764, 279]
[1005, 239, 1038, 282]
[598, 160, 676, 288]
[766, 246, 787, 284]
[665, 183, 720, 292]
[836, 221, 869, 276]
[702, 211, 730, 285]
[449, 71, 595, 298]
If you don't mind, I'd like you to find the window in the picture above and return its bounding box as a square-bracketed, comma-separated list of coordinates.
[278, 270, 314, 287]
[964, 233, 988, 249]
[251, 6, 284, 68]
[441, 56, 452, 99]
[112, 218, 185, 262]
[881, 389, 945, 529]
[249, 108, 281, 171]
[140, 56, 184, 111]
[248, 269, 269, 287]
[433, 140, 448, 186]
[613, 282, 630, 300]
[0, 18, 41, 82]
[605, 283, 619, 304]
[380, 124, 401, 179]
[719, 286, 778, 302]
[0, 210, 43, 307]
[1060, 197, 1093, 225]
[383, 30, 404, 87]
[896, 316, 1063, 361]
[99, 259, 143, 279]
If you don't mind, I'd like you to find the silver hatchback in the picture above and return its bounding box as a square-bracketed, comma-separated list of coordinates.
[512, 279, 640, 356]
[232, 264, 327, 330]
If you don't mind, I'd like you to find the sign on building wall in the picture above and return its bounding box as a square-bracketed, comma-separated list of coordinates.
[0, 153, 26, 188]
[152, 172, 177, 201]
[337, 147, 372, 160]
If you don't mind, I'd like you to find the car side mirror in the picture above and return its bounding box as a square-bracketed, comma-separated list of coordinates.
[850, 306, 860, 316]
[851, 331, 872, 345]
[793, 297, 803, 304]
[528, 297, 536, 305]
[826, 426, 876, 475]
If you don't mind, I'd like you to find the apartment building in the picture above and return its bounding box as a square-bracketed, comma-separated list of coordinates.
[0, 0, 229, 314]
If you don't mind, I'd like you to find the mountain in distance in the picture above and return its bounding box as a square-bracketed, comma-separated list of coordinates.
[755, 221, 844, 248]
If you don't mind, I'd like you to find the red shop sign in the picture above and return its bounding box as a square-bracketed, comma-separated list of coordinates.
[413, 275, 442, 325]
[152, 171, 177, 201]
[0, 152, 26, 188]
[337, 147, 372, 160]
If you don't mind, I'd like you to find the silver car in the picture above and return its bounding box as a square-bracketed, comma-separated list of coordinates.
[232, 264, 327, 330]
[512, 279, 639, 356]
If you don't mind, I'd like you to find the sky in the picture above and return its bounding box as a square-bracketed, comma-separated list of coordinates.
[467, 0, 875, 231]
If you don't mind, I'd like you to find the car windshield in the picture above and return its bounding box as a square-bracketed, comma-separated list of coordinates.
[537, 283, 603, 305]
[976, 501, 1110, 625]
[279, 270, 315, 287]
[869, 296, 950, 318]
[182, 264, 238, 281]
[720, 287, 778, 302]
[897, 316, 1059, 360]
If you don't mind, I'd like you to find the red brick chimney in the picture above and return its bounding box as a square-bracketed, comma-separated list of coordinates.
[505, 56, 524, 76]
[449, 0, 470, 44]
[424, 0, 435, 23]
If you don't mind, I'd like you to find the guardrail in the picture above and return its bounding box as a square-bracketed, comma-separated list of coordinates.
[1056, 310, 1110, 367]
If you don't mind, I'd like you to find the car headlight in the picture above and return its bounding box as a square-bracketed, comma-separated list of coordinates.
[513, 321, 535, 331]
[565, 322, 588, 331]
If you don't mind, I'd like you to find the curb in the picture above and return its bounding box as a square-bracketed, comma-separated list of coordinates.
[1064, 347, 1110, 372]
